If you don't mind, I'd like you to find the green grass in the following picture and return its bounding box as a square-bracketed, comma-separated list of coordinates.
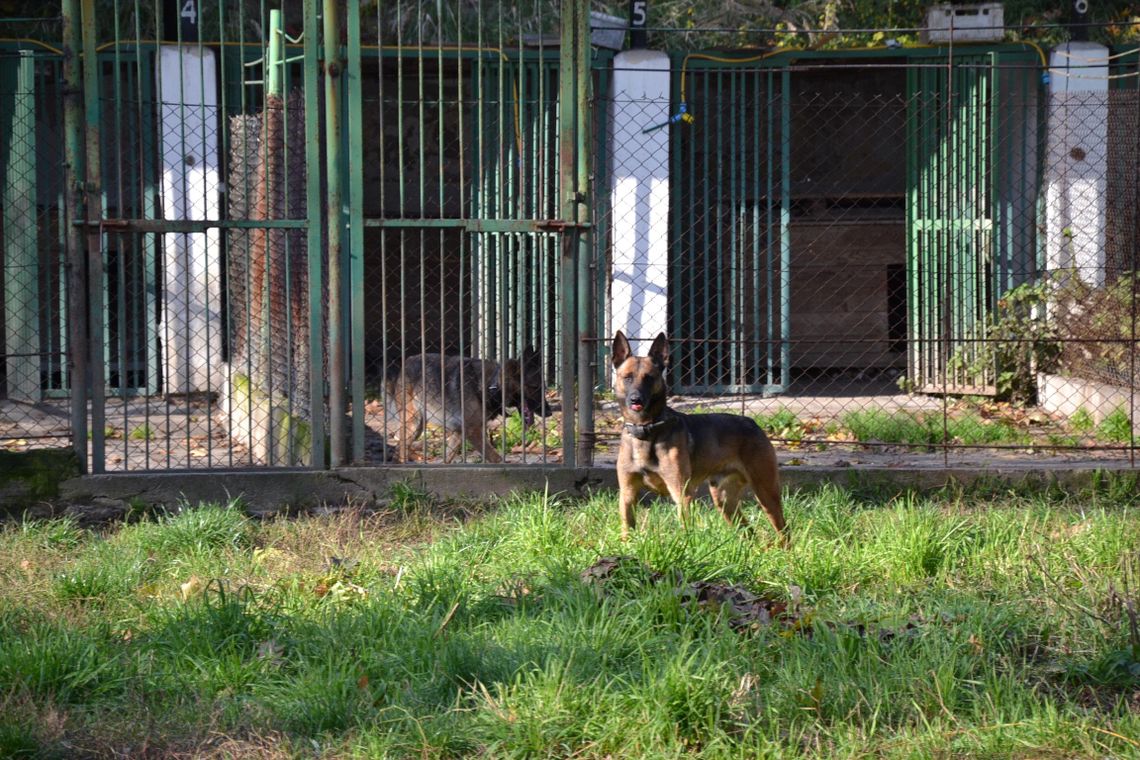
[841, 409, 1031, 447]
[1097, 407, 1135, 445]
[2, 482, 1140, 757]
[1071, 408, 1096, 434]
[753, 408, 805, 442]
[494, 410, 562, 452]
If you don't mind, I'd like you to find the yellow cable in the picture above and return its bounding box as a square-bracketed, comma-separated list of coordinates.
[679, 40, 1050, 112]
[0, 38, 64, 54]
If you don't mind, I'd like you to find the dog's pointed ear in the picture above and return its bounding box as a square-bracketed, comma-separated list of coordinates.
[648, 333, 669, 368]
[612, 331, 632, 369]
[522, 345, 540, 365]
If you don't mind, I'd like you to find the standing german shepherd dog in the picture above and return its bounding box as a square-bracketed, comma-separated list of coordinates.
[385, 347, 552, 463]
[612, 331, 787, 543]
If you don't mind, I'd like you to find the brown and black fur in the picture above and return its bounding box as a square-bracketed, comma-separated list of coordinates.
[385, 347, 552, 462]
[612, 331, 786, 543]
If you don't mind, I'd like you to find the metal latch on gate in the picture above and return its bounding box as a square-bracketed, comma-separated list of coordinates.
[535, 220, 592, 232]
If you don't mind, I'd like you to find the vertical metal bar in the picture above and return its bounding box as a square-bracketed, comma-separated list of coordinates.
[1130, 51, 1139, 466]
[734, 66, 744, 391]
[779, 66, 791, 391]
[906, 64, 918, 388]
[714, 69, 724, 385]
[347, 0, 364, 463]
[80, 0, 105, 473]
[558, 0, 577, 468]
[304, 0, 325, 467]
[217, 0, 232, 467]
[63, 0, 89, 472]
[669, 54, 682, 378]
[438, 1, 449, 460]
[274, 6, 288, 464]
[988, 55, 1000, 388]
[110, 10, 126, 444]
[905, 65, 914, 384]
[729, 67, 738, 388]
[415, 3, 430, 460]
[686, 66, 698, 388]
[943, 48, 953, 462]
[765, 68, 773, 387]
[378, 6, 390, 463]
[575, 0, 593, 467]
[752, 67, 761, 386]
[700, 71, 710, 388]
[325, 0, 346, 466]
[960, 59, 973, 386]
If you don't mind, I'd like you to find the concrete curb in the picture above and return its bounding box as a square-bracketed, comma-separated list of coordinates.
[46, 462, 1139, 516]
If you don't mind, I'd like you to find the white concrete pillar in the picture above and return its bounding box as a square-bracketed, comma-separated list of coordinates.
[1045, 42, 1109, 287]
[608, 49, 671, 355]
[159, 46, 222, 393]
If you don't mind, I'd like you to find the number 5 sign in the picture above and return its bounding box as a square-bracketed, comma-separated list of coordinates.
[629, 0, 647, 48]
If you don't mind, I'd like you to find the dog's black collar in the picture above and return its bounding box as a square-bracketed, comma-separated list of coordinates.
[622, 414, 677, 441]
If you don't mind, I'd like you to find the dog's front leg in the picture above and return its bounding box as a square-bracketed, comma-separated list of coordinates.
[618, 477, 641, 540]
[661, 455, 694, 528]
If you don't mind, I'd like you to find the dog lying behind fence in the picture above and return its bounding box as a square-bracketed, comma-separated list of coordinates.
[384, 347, 552, 462]
[612, 330, 787, 544]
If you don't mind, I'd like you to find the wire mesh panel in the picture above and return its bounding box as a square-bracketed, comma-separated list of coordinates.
[4, 8, 1137, 474]
[73, 1, 325, 472]
[669, 60, 790, 395]
[351, 10, 573, 466]
[0, 45, 71, 454]
[591, 41, 1138, 465]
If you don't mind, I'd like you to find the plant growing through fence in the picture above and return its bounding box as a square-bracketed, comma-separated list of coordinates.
[752, 407, 804, 442]
[1097, 407, 1135, 445]
[946, 280, 1061, 405]
[1053, 272, 1140, 390]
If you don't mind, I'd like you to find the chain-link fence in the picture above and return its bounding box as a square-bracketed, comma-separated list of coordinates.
[593, 42, 1139, 466]
[0, 43, 71, 457]
[2, 6, 1138, 474]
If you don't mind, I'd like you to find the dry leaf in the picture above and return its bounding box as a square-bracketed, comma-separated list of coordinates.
[180, 575, 205, 601]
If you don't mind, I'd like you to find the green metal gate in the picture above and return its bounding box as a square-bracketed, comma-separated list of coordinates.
[668, 56, 791, 395]
[906, 50, 1043, 394]
[50, 0, 595, 472]
[342, 0, 593, 466]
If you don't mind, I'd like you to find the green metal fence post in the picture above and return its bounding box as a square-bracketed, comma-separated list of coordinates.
[558, 0, 578, 468]
[779, 67, 791, 390]
[347, 0, 364, 463]
[79, 0, 105, 473]
[575, 0, 593, 467]
[62, 0, 88, 471]
[324, 0, 346, 467]
[304, 0, 326, 468]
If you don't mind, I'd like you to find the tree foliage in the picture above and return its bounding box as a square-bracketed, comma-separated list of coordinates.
[12, 0, 1139, 48]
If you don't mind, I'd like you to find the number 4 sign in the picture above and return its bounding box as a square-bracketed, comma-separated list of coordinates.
[164, 0, 200, 42]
